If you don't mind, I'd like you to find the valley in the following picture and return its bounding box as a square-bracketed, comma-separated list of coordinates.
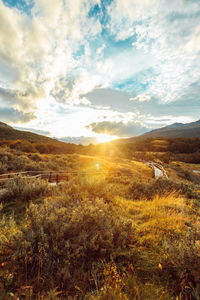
[0, 122, 200, 299]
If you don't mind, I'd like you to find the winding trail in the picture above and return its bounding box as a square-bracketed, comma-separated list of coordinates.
[145, 162, 168, 179]
[193, 170, 200, 174]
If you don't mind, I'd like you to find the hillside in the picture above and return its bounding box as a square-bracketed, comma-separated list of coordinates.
[0, 121, 59, 143]
[0, 121, 13, 130]
[110, 120, 200, 146]
[139, 119, 200, 139]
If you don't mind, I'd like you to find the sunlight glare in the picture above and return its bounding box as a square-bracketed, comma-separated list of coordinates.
[96, 133, 118, 143]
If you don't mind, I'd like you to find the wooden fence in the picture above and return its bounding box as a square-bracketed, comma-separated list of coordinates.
[0, 170, 111, 189]
[0, 161, 168, 190]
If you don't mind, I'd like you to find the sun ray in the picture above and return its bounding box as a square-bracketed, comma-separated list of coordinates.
[96, 133, 118, 143]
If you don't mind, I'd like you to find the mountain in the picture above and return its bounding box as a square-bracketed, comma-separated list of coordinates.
[112, 120, 200, 145]
[0, 121, 59, 143]
[1, 119, 200, 148]
[139, 120, 200, 139]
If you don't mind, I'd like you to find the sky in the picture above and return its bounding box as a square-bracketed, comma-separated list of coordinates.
[0, 0, 200, 144]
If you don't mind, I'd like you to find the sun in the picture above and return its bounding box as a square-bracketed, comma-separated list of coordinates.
[96, 133, 118, 143]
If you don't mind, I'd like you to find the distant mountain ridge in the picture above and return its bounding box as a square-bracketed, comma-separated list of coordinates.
[139, 119, 200, 139]
[113, 120, 200, 144]
[1, 120, 200, 147]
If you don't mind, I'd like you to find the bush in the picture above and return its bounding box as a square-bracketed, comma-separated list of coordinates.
[10, 140, 37, 153]
[0, 214, 23, 297]
[24, 163, 44, 172]
[0, 161, 7, 174]
[11, 156, 30, 171]
[0, 176, 50, 203]
[160, 227, 200, 299]
[29, 154, 42, 162]
[2, 196, 132, 296]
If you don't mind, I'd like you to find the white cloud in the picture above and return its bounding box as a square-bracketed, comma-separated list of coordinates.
[1, 0, 200, 140]
[130, 94, 151, 102]
[0, 0, 102, 116]
[107, 0, 200, 104]
[184, 25, 200, 53]
[145, 115, 195, 127]
[94, 48, 156, 86]
[108, 0, 154, 34]
[115, 28, 134, 41]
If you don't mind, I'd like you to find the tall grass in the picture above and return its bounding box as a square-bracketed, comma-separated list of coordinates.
[0, 153, 200, 298]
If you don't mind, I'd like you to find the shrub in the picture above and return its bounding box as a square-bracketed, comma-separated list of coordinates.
[29, 154, 42, 162]
[160, 226, 200, 299]
[11, 156, 29, 171]
[35, 144, 49, 154]
[0, 214, 23, 297]
[0, 161, 7, 174]
[2, 196, 132, 296]
[0, 176, 50, 203]
[24, 162, 44, 172]
[10, 140, 37, 153]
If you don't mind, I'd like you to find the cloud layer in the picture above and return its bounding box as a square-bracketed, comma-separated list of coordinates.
[0, 0, 200, 141]
[87, 120, 148, 137]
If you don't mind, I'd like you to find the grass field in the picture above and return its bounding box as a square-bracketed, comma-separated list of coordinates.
[0, 144, 200, 299]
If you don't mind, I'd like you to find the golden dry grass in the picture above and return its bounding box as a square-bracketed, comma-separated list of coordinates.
[1, 147, 200, 299]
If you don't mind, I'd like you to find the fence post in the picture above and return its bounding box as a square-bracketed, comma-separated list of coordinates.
[49, 172, 52, 182]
